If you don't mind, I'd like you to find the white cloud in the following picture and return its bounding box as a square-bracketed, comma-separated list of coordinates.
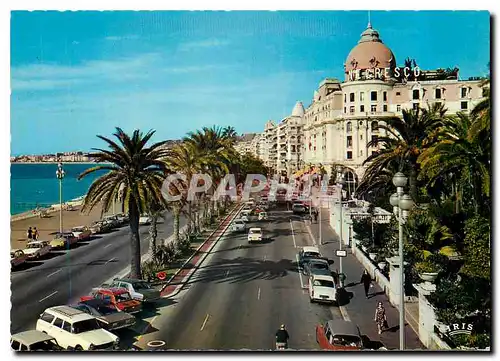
[104, 35, 140, 41]
[178, 38, 230, 51]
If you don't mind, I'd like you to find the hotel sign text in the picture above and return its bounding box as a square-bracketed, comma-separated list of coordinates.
[348, 66, 422, 81]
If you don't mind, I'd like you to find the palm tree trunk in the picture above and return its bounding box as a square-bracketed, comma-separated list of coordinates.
[409, 165, 418, 201]
[148, 216, 158, 258]
[128, 198, 141, 279]
[173, 204, 180, 244]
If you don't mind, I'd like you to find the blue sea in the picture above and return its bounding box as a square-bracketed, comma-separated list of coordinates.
[10, 163, 108, 216]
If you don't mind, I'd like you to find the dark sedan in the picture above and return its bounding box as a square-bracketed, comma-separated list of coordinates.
[303, 258, 331, 276]
[298, 246, 322, 268]
[71, 299, 136, 332]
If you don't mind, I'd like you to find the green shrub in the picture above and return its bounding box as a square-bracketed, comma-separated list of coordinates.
[415, 260, 442, 273]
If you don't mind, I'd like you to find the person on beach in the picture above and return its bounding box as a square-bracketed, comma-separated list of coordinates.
[33, 227, 39, 240]
[27, 227, 32, 240]
[360, 270, 372, 298]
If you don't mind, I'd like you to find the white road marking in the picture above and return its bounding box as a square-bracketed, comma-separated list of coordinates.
[105, 257, 116, 265]
[200, 314, 210, 331]
[339, 306, 351, 322]
[225, 269, 230, 278]
[39, 291, 58, 303]
[263, 254, 267, 261]
[104, 244, 112, 249]
[304, 222, 317, 246]
[257, 287, 261, 300]
[47, 269, 61, 278]
[295, 253, 306, 289]
[290, 219, 297, 248]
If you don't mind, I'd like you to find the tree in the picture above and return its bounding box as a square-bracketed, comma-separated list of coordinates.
[79, 128, 168, 279]
[460, 215, 490, 281]
[363, 103, 447, 201]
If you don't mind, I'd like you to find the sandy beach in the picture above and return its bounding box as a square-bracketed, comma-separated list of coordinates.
[10, 203, 118, 250]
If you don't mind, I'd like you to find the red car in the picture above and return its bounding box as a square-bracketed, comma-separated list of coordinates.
[81, 287, 142, 314]
[316, 320, 363, 351]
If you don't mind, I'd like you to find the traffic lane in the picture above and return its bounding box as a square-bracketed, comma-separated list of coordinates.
[10, 215, 186, 333]
[208, 212, 337, 350]
[144, 227, 248, 350]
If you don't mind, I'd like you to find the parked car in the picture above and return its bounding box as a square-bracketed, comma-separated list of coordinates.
[309, 274, 337, 304]
[23, 240, 51, 260]
[258, 211, 268, 221]
[231, 219, 247, 232]
[71, 226, 92, 241]
[11, 330, 63, 351]
[36, 305, 119, 350]
[303, 258, 331, 276]
[292, 203, 309, 214]
[50, 232, 78, 250]
[138, 214, 152, 225]
[316, 320, 363, 350]
[107, 278, 161, 304]
[115, 213, 129, 226]
[298, 246, 322, 268]
[81, 287, 142, 314]
[72, 299, 136, 331]
[102, 215, 120, 228]
[11, 249, 28, 268]
[248, 228, 263, 243]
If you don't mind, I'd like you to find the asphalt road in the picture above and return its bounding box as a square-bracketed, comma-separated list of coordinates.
[10, 213, 186, 334]
[137, 207, 345, 350]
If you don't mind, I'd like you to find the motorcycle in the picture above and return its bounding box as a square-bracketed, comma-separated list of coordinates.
[276, 342, 288, 350]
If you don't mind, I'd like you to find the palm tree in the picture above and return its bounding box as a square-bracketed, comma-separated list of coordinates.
[418, 112, 490, 214]
[468, 79, 490, 142]
[363, 103, 447, 200]
[147, 199, 166, 258]
[79, 128, 168, 278]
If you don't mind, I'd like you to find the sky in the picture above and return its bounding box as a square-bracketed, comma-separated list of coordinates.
[10, 10, 490, 155]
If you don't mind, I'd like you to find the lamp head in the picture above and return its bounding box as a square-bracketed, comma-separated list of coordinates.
[389, 192, 399, 207]
[399, 194, 414, 211]
[392, 172, 408, 188]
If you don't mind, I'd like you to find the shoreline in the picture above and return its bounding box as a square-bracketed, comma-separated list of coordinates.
[11, 195, 86, 222]
[11, 162, 108, 165]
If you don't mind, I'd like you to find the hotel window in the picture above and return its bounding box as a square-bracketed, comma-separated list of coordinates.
[371, 135, 378, 144]
[397, 104, 401, 112]
[350, 93, 355, 102]
[383, 104, 388, 112]
[412, 89, 420, 100]
[360, 92, 365, 101]
[344, 107, 346, 113]
[346, 122, 352, 133]
[396, 91, 401, 96]
[360, 150, 363, 156]
[413, 103, 419, 110]
[371, 91, 377, 101]
[360, 105, 365, 112]
[435, 88, 442, 99]
[360, 134, 363, 140]
[347, 136, 353, 147]
[461, 101, 468, 110]
[371, 105, 377, 112]
[383, 91, 387, 101]
[344, 94, 347, 102]
[347, 151, 353, 160]
[371, 121, 379, 132]
[461, 87, 468, 98]
[350, 106, 355, 114]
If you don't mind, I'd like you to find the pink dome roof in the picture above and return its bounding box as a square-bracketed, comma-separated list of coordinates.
[345, 23, 396, 73]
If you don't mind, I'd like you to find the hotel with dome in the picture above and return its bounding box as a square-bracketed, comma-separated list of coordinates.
[238, 23, 487, 192]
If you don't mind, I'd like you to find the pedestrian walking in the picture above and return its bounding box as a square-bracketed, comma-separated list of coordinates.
[374, 302, 388, 334]
[313, 211, 318, 223]
[27, 227, 32, 240]
[33, 227, 39, 240]
[360, 270, 372, 298]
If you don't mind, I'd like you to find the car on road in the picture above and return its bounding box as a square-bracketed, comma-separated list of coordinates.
[248, 228, 263, 243]
[107, 278, 161, 304]
[11, 330, 63, 351]
[231, 219, 247, 232]
[240, 210, 252, 222]
[72, 299, 136, 332]
[115, 213, 129, 226]
[82, 287, 142, 314]
[89, 221, 106, 234]
[303, 258, 331, 276]
[36, 305, 119, 351]
[258, 211, 268, 221]
[309, 274, 337, 304]
[298, 246, 322, 268]
[11, 249, 28, 268]
[139, 214, 152, 225]
[103, 215, 121, 228]
[23, 240, 51, 260]
[71, 226, 92, 241]
[50, 232, 78, 250]
[292, 203, 309, 214]
[316, 320, 363, 350]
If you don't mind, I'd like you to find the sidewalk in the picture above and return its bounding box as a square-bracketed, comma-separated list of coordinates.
[305, 208, 424, 350]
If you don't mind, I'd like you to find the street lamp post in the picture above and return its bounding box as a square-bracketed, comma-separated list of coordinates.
[56, 162, 65, 233]
[389, 172, 414, 351]
[336, 175, 347, 286]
